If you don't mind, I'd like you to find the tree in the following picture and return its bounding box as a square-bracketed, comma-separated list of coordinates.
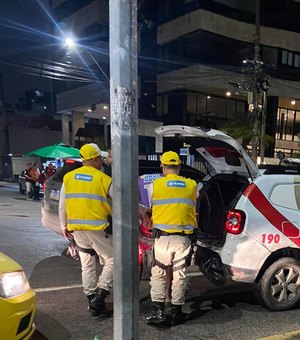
[221, 118, 274, 156]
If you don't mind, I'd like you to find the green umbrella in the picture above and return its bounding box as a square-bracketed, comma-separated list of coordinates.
[25, 143, 80, 159]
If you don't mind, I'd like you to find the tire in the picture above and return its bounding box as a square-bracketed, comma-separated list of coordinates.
[255, 257, 300, 311]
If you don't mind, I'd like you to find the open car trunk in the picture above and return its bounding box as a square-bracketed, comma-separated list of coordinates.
[196, 173, 249, 247]
[155, 125, 260, 286]
[155, 126, 259, 247]
[194, 173, 249, 286]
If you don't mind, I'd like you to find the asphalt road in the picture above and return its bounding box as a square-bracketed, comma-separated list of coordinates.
[0, 183, 300, 340]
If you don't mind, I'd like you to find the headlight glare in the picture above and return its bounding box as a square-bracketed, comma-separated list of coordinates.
[0, 271, 30, 298]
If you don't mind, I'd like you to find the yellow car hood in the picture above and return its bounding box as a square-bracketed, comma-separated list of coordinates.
[0, 252, 22, 273]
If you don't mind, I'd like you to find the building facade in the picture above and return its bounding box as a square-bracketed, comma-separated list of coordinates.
[53, 0, 300, 158]
[148, 0, 300, 157]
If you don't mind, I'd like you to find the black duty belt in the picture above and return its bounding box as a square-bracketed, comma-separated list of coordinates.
[152, 228, 190, 238]
[75, 244, 96, 256]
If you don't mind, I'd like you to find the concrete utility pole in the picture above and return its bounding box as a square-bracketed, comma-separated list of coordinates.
[109, 0, 139, 339]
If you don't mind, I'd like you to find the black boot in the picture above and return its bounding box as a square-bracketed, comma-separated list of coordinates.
[87, 294, 96, 313]
[87, 294, 95, 305]
[146, 302, 166, 324]
[170, 304, 188, 325]
[89, 288, 110, 317]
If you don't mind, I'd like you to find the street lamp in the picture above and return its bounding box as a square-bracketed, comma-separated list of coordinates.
[64, 37, 75, 50]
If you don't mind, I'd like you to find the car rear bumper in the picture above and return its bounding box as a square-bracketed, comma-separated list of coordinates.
[195, 245, 258, 284]
[225, 264, 257, 282]
[41, 205, 62, 235]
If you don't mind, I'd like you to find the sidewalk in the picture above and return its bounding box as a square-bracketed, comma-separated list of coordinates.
[0, 180, 19, 188]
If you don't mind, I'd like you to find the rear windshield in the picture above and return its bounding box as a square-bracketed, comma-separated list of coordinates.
[52, 162, 82, 181]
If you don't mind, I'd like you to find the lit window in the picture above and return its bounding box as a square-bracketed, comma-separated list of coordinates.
[295, 55, 300, 68]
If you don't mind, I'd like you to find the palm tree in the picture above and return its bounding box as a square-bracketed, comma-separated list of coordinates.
[221, 118, 274, 153]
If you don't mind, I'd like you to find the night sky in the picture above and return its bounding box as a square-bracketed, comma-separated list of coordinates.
[0, 0, 55, 106]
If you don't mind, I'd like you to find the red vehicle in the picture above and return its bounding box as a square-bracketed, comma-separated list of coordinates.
[138, 173, 162, 279]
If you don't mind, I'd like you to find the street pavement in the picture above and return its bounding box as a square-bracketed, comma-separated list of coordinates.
[0, 180, 19, 188]
[0, 182, 300, 339]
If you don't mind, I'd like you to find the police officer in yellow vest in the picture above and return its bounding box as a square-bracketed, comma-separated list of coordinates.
[59, 143, 113, 317]
[146, 151, 197, 325]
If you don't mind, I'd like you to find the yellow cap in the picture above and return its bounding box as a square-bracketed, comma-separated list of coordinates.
[80, 143, 108, 161]
[161, 151, 181, 165]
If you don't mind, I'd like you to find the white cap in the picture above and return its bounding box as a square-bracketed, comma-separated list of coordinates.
[80, 143, 108, 161]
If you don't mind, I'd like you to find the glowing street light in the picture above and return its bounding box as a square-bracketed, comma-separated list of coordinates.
[64, 37, 75, 50]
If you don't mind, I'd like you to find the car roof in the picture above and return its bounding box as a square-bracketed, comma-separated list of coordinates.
[259, 164, 300, 175]
[53, 158, 204, 183]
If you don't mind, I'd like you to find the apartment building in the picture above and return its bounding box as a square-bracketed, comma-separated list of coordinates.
[150, 0, 300, 157]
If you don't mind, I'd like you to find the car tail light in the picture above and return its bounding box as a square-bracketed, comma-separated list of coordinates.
[65, 159, 76, 165]
[225, 210, 245, 235]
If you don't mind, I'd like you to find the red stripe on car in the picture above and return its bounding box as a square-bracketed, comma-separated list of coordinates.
[243, 183, 300, 247]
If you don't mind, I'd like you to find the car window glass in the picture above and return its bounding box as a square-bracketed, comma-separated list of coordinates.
[270, 184, 299, 210]
[224, 152, 241, 166]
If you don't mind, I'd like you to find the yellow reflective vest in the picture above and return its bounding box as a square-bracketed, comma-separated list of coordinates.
[63, 165, 112, 231]
[152, 174, 197, 234]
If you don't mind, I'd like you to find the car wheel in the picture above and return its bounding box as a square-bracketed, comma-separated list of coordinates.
[256, 257, 300, 311]
[19, 183, 25, 194]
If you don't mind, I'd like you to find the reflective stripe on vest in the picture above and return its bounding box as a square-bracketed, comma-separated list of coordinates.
[153, 198, 195, 207]
[153, 224, 195, 230]
[65, 193, 111, 206]
[68, 219, 108, 226]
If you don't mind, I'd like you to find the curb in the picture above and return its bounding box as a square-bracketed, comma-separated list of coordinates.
[258, 330, 300, 339]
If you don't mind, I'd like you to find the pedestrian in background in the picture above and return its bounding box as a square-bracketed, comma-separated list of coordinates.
[24, 161, 34, 200]
[44, 162, 56, 180]
[102, 148, 112, 177]
[146, 151, 197, 326]
[39, 162, 56, 186]
[59, 143, 113, 317]
[31, 162, 41, 201]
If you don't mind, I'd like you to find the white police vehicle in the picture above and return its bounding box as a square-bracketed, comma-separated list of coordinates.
[157, 125, 300, 311]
